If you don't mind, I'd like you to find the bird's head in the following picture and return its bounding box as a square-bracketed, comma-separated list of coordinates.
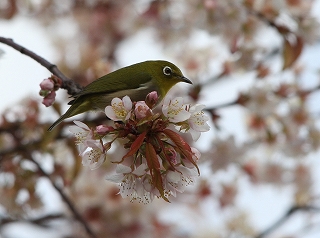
[149, 60, 192, 97]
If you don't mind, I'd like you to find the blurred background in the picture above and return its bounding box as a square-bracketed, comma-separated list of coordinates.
[1, 0, 320, 237]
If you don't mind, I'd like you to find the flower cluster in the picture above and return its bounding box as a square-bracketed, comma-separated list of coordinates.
[39, 75, 62, 107]
[70, 92, 210, 203]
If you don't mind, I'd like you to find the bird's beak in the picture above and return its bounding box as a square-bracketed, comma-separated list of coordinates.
[180, 76, 193, 84]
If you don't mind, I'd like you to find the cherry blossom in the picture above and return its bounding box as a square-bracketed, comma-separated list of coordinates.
[39, 78, 54, 91]
[105, 95, 132, 121]
[42, 90, 56, 107]
[105, 164, 152, 203]
[163, 166, 198, 197]
[134, 101, 152, 119]
[81, 140, 108, 170]
[69, 121, 94, 154]
[162, 97, 191, 123]
[187, 104, 210, 141]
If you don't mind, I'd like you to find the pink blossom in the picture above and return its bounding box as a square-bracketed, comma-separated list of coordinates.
[105, 96, 132, 121]
[42, 91, 56, 107]
[134, 101, 151, 119]
[145, 91, 158, 108]
[95, 125, 114, 135]
[40, 78, 54, 90]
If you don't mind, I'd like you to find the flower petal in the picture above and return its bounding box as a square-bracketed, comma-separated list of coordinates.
[105, 173, 125, 183]
[116, 164, 132, 174]
[133, 164, 148, 176]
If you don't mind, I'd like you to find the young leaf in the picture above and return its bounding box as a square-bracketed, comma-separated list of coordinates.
[163, 129, 200, 175]
[145, 142, 160, 174]
[282, 36, 303, 69]
[121, 131, 147, 162]
[145, 142, 169, 202]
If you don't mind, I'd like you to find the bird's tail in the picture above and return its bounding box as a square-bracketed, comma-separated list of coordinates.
[48, 114, 68, 131]
[48, 99, 88, 131]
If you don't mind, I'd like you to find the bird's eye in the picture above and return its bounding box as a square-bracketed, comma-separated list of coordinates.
[163, 66, 172, 76]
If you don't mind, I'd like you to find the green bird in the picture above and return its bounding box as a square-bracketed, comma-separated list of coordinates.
[48, 60, 192, 131]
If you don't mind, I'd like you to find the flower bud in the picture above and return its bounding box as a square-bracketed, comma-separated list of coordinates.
[145, 91, 158, 108]
[135, 101, 152, 119]
[95, 125, 114, 135]
[42, 91, 56, 107]
[40, 78, 54, 91]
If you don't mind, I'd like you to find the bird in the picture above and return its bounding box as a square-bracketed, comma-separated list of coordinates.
[48, 60, 192, 131]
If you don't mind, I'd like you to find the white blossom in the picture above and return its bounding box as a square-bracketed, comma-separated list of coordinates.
[187, 104, 210, 141]
[69, 121, 93, 154]
[105, 164, 154, 203]
[81, 140, 106, 170]
[163, 166, 198, 197]
[105, 96, 132, 121]
[162, 97, 191, 123]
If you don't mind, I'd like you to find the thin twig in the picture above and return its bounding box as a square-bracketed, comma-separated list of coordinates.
[0, 213, 65, 226]
[255, 205, 320, 238]
[246, 8, 292, 35]
[0, 36, 82, 95]
[29, 156, 98, 238]
[204, 100, 238, 112]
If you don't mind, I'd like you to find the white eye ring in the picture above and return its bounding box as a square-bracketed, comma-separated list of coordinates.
[163, 66, 172, 76]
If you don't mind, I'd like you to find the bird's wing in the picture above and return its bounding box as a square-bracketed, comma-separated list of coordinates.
[75, 68, 152, 98]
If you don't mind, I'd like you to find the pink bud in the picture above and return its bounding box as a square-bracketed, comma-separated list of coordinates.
[40, 78, 54, 90]
[165, 147, 178, 164]
[145, 91, 158, 108]
[42, 91, 56, 107]
[95, 125, 114, 135]
[135, 101, 151, 119]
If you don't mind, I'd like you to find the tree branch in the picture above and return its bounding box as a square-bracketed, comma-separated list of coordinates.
[29, 156, 98, 238]
[204, 100, 238, 112]
[255, 205, 320, 238]
[0, 213, 65, 227]
[0, 36, 82, 95]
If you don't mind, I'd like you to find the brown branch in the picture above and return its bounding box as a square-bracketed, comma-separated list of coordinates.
[0, 36, 82, 95]
[255, 205, 320, 238]
[204, 81, 320, 113]
[29, 156, 98, 238]
[0, 120, 96, 236]
[246, 8, 292, 35]
[204, 100, 238, 112]
[0, 213, 65, 226]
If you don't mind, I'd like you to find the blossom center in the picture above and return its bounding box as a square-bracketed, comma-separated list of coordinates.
[112, 102, 127, 118]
